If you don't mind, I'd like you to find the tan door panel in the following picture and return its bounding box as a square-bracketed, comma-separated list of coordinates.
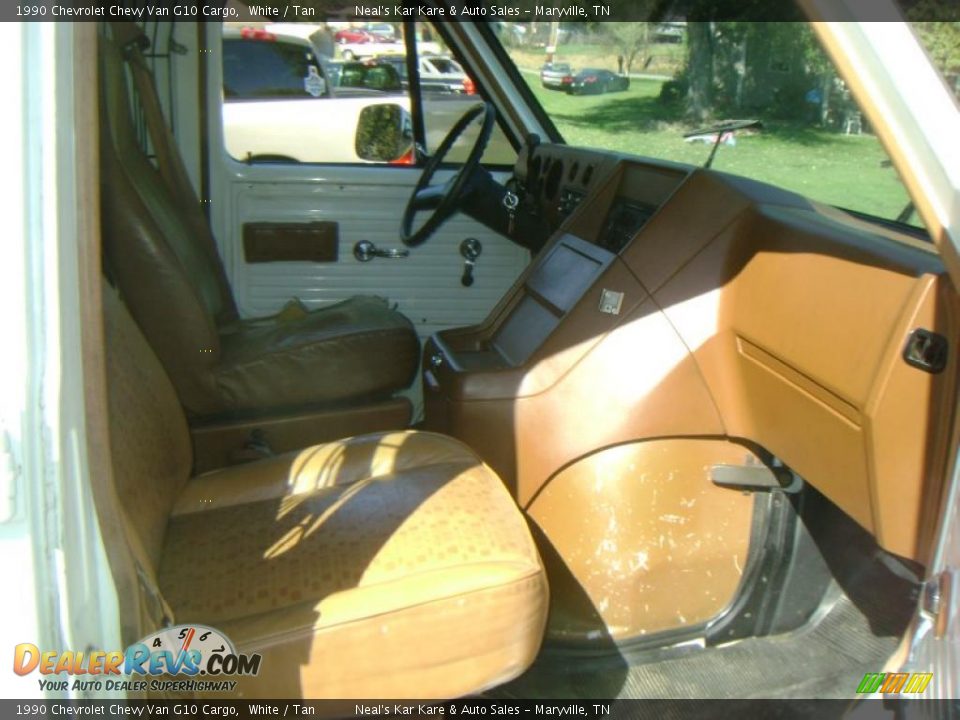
[654, 201, 957, 561]
[866, 276, 958, 561]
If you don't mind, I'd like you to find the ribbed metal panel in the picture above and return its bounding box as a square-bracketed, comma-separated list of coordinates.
[227, 179, 530, 338]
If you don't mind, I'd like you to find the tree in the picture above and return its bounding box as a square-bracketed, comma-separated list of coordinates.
[665, 0, 804, 121]
[796, 24, 838, 127]
[686, 22, 715, 122]
[675, 20, 840, 124]
[545, 21, 561, 64]
[608, 23, 653, 75]
[909, 17, 960, 80]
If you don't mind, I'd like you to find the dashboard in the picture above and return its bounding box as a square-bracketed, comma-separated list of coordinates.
[512, 142, 689, 254]
[429, 142, 955, 564]
[597, 199, 660, 253]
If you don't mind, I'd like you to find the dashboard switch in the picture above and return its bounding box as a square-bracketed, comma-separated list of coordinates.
[599, 289, 624, 315]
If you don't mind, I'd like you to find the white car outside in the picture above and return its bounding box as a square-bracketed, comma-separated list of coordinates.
[223, 96, 405, 164]
[339, 39, 442, 60]
[221, 27, 494, 164]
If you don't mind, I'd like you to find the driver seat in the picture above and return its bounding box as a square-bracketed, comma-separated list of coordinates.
[99, 28, 419, 419]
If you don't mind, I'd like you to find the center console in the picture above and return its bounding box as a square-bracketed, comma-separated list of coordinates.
[422, 233, 620, 499]
[423, 152, 700, 504]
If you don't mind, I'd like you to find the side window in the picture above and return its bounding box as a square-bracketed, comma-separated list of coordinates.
[330, 61, 403, 92]
[222, 38, 321, 100]
[219, 21, 515, 167]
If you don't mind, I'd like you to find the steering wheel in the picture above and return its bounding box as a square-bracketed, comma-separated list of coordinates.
[401, 102, 496, 247]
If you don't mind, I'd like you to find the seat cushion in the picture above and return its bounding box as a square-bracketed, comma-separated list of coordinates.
[158, 431, 548, 698]
[214, 296, 420, 413]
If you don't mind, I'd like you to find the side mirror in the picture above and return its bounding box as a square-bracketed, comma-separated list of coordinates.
[355, 103, 413, 163]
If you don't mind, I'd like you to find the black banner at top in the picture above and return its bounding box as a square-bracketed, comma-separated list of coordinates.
[6, 0, 960, 22]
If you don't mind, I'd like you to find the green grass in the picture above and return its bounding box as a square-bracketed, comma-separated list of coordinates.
[521, 73, 915, 224]
[509, 41, 686, 77]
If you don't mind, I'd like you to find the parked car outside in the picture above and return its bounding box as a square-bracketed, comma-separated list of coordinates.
[540, 62, 573, 90]
[256, 22, 335, 60]
[334, 27, 375, 44]
[365, 23, 398, 41]
[222, 27, 406, 163]
[374, 53, 476, 95]
[421, 55, 475, 95]
[324, 59, 404, 93]
[221, 27, 489, 163]
[338, 38, 405, 60]
[495, 21, 528, 45]
[654, 22, 686, 43]
[567, 68, 631, 95]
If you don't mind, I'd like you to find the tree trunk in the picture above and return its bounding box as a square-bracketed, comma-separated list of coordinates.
[819, 74, 832, 127]
[686, 22, 715, 122]
[546, 21, 560, 64]
[735, 35, 747, 110]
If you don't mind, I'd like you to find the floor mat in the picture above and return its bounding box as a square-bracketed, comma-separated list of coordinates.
[492, 547, 919, 701]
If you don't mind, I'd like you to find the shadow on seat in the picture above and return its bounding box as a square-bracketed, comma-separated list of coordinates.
[103, 284, 548, 698]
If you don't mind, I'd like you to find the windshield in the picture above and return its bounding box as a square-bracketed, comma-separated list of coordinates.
[426, 57, 463, 74]
[493, 20, 959, 230]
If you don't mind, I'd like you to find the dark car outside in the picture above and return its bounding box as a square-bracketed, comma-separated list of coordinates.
[568, 68, 630, 95]
[325, 60, 404, 94]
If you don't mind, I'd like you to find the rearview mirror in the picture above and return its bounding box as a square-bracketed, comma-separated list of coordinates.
[355, 104, 413, 163]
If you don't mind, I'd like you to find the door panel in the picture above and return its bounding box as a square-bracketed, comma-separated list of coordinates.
[206, 23, 527, 342]
[215, 164, 528, 340]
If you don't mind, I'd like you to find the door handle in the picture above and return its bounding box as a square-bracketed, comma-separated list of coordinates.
[903, 328, 948, 374]
[353, 240, 410, 262]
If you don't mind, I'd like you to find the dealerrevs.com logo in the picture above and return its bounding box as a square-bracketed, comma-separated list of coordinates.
[13, 625, 261, 693]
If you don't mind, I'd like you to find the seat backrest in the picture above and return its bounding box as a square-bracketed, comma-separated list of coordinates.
[99, 34, 233, 414]
[102, 285, 192, 576]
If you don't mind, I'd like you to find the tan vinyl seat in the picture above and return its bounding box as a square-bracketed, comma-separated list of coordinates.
[99, 31, 419, 419]
[103, 286, 548, 698]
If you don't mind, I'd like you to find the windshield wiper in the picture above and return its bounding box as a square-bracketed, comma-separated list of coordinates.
[684, 119, 763, 169]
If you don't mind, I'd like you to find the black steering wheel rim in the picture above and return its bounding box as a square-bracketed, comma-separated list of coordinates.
[400, 102, 495, 248]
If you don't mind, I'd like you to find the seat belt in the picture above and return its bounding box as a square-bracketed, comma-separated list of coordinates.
[119, 511, 176, 631]
[109, 22, 239, 324]
[134, 560, 175, 630]
[111, 24, 185, 200]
